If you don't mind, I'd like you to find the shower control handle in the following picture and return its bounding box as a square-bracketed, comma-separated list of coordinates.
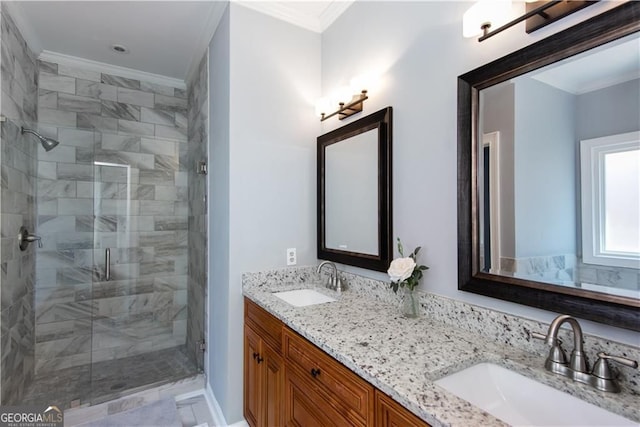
[18, 226, 43, 251]
[105, 248, 111, 281]
[25, 234, 43, 248]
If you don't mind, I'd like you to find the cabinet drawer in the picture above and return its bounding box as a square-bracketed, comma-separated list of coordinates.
[284, 327, 374, 425]
[285, 365, 362, 427]
[245, 298, 283, 354]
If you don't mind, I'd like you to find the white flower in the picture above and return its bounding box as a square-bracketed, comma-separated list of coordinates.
[387, 257, 416, 283]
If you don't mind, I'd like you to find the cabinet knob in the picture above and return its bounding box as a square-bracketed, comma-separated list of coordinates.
[257, 356, 264, 364]
[253, 352, 259, 360]
[311, 368, 321, 378]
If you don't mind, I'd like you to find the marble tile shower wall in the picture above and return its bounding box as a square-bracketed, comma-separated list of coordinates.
[500, 254, 576, 284]
[34, 58, 190, 374]
[186, 53, 207, 370]
[576, 261, 640, 293]
[0, 5, 38, 404]
[501, 254, 640, 292]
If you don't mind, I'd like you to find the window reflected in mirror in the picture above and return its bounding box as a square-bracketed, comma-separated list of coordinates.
[477, 31, 640, 301]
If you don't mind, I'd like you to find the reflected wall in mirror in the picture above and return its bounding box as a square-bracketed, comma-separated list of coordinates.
[325, 128, 379, 255]
[458, 2, 640, 331]
[318, 107, 392, 272]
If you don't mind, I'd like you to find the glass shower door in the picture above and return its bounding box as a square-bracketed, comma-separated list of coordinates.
[89, 132, 194, 403]
[90, 159, 151, 398]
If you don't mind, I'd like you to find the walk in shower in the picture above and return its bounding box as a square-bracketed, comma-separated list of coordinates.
[0, 5, 208, 408]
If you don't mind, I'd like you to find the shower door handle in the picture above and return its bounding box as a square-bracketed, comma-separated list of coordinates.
[105, 248, 111, 281]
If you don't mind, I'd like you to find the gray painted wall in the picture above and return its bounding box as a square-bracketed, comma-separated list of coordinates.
[208, 3, 320, 423]
[576, 78, 640, 141]
[207, 3, 231, 419]
[325, 129, 378, 255]
[319, 0, 637, 347]
[480, 82, 515, 258]
[514, 77, 576, 258]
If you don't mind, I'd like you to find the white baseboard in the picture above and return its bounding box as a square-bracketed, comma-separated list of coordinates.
[203, 384, 249, 427]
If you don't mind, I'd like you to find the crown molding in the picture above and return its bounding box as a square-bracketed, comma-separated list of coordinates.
[39, 50, 186, 89]
[2, 2, 43, 55]
[319, 1, 354, 32]
[235, 0, 353, 33]
[236, 1, 321, 32]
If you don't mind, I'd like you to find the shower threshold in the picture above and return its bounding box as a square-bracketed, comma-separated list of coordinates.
[22, 345, 199, 409]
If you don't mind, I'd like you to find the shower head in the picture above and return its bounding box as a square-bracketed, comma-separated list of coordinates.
[21, 127, 60, 152]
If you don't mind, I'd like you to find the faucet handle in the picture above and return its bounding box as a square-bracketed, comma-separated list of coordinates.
[590, 353, 637, 393]
[596, 352, 639, 369]
[531, 331, 547, 341]
[531, 331, 563, 346]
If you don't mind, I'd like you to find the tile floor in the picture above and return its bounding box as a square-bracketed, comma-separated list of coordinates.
[63, 374, 215, 426]
[176, 395, 215, 427]
[22, 345, 198, 409]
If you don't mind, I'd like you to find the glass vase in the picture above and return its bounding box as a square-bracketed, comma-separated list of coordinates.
[402, 287, 420, 318]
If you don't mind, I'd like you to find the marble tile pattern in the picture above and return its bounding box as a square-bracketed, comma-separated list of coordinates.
[242, 266, 640, 427]
[34, 57, 190, 374]
[500, 253, 576, 283]
[175, 394, 215, 427]
[186, 52, 208, 371]
[22, 345, 197, 409]
[576, 260, 640, 292]
[62, 374, 206, 426]
[0, 5, 39, 405]
[500, 253, 639, 295]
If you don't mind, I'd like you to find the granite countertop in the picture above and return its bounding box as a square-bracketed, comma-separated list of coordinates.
[243, 278, 639, 427]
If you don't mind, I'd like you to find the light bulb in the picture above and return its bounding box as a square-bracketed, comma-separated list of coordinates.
[349, 74, 374, 93]
[315, 97, 331, 117]
[332, 85, 353, 106]
[463, 0, 512, 38]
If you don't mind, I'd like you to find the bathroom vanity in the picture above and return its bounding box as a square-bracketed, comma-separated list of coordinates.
[244, 298, 428, 427]
[242, 268, 639, 427]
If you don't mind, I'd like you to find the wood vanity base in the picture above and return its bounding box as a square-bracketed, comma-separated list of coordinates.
[244, 298, 430, 427]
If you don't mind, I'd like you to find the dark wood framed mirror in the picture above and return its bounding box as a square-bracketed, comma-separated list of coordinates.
[458, 3, 640, 331]
[318, 107, 392, 272]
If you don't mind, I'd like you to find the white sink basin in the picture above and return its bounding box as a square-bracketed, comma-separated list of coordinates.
[273, 289, 336, 307]
[434, 363, 636, 426]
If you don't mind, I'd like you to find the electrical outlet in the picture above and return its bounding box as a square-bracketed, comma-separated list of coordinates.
[286, 248, 297, 266]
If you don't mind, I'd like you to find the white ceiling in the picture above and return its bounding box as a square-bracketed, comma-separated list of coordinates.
[7, 1, 353, 84]
[530, 33, 640, 95]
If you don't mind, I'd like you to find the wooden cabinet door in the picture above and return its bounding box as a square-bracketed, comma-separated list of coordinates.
[244, 326, 262, 427]
[375, 391, 430, 427]
[285, 367, 354, 427]
[263, 343, 284, 427]
[284, 328, 373, 425]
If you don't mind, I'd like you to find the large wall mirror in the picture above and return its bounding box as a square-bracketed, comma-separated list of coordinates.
[458, 3, 640, 331]
[318, 107, 392, 272]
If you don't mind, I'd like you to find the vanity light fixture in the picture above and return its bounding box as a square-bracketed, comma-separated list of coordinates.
[464, 0, 597, 42]
[317, 90, 368, 122]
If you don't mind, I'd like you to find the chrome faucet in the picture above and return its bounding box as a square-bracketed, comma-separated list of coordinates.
[316, 261, 343, 292]
[533, 314, 638, 392]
